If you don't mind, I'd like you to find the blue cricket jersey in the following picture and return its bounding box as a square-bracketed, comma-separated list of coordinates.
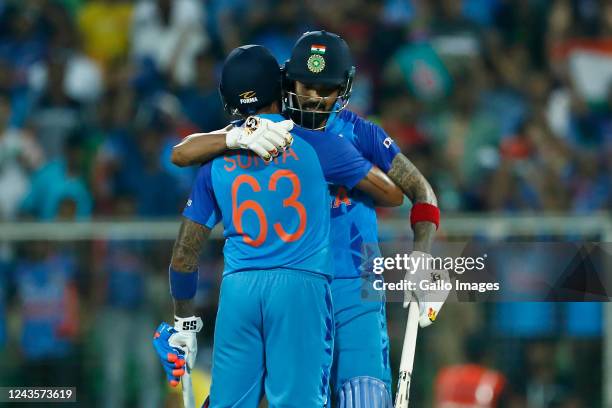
[183, 113, 372, 277]
[325, 109, 401, 279]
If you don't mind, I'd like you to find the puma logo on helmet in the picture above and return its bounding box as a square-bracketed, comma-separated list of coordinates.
[239, 90, 258, 104]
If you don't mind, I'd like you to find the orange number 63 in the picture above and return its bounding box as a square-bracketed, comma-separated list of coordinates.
[231, 170, 306, 247]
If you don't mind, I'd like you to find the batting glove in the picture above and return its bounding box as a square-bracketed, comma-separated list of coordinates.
[403, 251, 451, 328]
[226, 116, 294, 161]
[152, 316, 202, 387]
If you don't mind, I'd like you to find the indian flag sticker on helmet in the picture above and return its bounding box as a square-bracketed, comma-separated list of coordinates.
[310, 44, 326, 54]
[307, 54, 325, 73]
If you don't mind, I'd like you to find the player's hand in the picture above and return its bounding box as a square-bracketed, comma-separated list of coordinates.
[152, 316, 203, 387]
[153, 322, 187, 387]
[226, 116, 293, 161]
[403, 251, 450, 328]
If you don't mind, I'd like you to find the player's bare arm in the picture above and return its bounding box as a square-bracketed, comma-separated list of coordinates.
[387, 153, 438, 253]
[172, 125, 233, 167]
[171, 118, 293, 167]
[170, 218, 211, 316]
[153, 217, 208, 390]
[356, 165, 404, 207]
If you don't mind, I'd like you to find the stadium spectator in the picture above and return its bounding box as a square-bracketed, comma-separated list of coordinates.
[175, 50, 227, 132]
[93, 237, 162, 408]
[42, 1, 104, 105]
[383, 35, 453, 105]
[77, 0, 133, 71]
[0, 95, 44, 220]
[20, 134, 92, 220]
[248, 1, 304, 63]
[429, 0, 484, 76]
[131, 0, 208, 87]
[12, 241, 80, 387]
[131, 125, 183, 216]
[29, 54, 82, 160]
[425, 73, 501, 211]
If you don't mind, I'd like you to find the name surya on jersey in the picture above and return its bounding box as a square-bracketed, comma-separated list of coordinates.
[223, 147, 300, 172]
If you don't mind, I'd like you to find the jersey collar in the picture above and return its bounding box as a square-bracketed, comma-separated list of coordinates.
[324, 103, 342, 133]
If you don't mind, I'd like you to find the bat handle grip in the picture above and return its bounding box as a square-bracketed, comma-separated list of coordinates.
[399, 302, 420, 372]
[182, 362, 196, 408]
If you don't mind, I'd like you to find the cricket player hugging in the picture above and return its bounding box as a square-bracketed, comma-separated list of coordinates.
[279, 32, 450, 407]
[153, 44, 405, 408]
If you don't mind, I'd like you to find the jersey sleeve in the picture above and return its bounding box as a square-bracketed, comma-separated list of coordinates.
[182, 162, 221, 228]
[348, 111, 401, 173]
[313, 132, 373, 189]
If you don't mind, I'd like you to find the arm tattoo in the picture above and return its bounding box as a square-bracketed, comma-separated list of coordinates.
[387, 154, 438, 253]
[170, 218, 211, 317]
[387, 154, 437, 205]
[171, 218, 211, 272]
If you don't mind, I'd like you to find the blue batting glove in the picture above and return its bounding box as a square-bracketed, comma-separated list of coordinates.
[153, 322, 187, 387]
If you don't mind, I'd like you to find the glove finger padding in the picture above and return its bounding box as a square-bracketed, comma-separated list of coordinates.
[264, 128, 289, 150]
[275, 120, 294, 132]
[249, 143, 272, 161]
[153, 322, 187, 385]
[284, 132, 294, 147]
[256, 139, 278, 156]
[268, 120, 294, 148]
[168, 330, 198, 369]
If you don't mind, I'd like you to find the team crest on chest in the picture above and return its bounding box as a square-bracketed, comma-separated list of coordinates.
[307, 54, 325, 73]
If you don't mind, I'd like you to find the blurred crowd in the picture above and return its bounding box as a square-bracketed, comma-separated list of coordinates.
[0, 0, 610, 407]
[0, 236, 604, 407]
[0, 0, 610, 222]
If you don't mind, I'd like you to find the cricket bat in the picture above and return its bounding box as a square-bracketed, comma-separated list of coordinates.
[394, 302, 420, 408]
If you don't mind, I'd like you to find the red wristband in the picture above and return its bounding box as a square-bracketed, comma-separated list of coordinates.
[410, 203, 440, 230]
